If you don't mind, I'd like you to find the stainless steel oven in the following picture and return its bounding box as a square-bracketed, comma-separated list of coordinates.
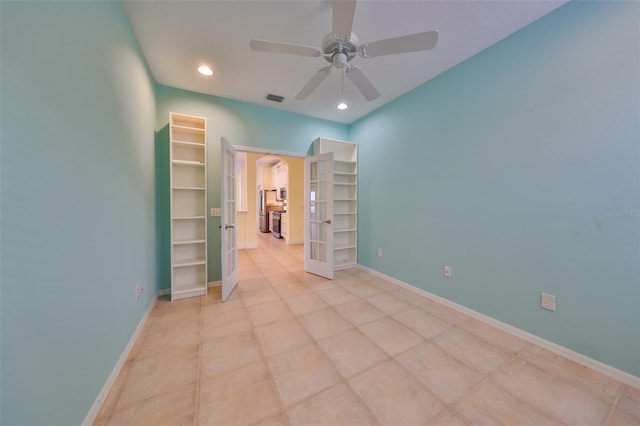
[272, 211, 282, 239]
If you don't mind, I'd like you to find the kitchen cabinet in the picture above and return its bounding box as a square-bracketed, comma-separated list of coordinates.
[169, 112, 207, 300]
[271, 161, 288, 192]
[312, 138, 357, 271]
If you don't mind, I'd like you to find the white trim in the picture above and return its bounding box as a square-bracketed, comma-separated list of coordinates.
[159, 280, 220, 295]
[357, 264, 640, 390]
[285, 238, 304, 245]
[237, 242, 258, 249]
[233, 145, 306, 158]
[82, 297, 158, 425]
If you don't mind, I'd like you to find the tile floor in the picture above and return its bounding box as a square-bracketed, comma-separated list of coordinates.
[95, 233, 640, 425]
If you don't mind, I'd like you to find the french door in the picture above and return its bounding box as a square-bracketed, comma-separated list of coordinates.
[304, 153, 334, 279]
[221, 138, 238, 301]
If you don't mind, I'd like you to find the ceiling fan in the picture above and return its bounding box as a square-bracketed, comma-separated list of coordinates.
[249, 0, 438, 102]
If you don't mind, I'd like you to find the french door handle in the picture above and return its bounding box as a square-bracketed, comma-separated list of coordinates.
[225, 224, 235, 229]
[324, 219, 332, 224]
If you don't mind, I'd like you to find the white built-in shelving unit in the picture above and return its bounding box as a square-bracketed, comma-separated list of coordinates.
[170, 112, 207, 300]
[313, 138, 358, 270]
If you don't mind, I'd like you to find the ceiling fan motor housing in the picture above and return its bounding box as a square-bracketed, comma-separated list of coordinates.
[322, 32, 359, 66]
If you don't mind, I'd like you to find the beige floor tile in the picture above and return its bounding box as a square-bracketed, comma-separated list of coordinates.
[344, 280, 385, 298]
[254, 317, 313, 357]
[396, 341, 483, 404]
[248, 299, 294, 327]
[202, 304, 253, 341]
[200, 330, 263, 380]
[95, 361, 132, 420]
[519, 345, 624, 403]
[237, 277, 270, 292]
[286, 383, 378, 426]
[359, 317, 423, 356]
[267, 343, 342, 408]
[108, 384, 196, 426]
[492, 358, 612, 425]
[198, 361, 280, 426]
[115, 347, 198, 409]
[136, 314, 200, 359]
[420, 299, 472, 324]
[298, 307, 353, 340]
[434, 327, 513, 375]
[204, 285, 222, 304]
[349, 359, 446, 425]
[202, 298, 246, 321]
[606, 407, 640, 425]
[365, 292, 415, 315]
[617, 386, 640, 418]
[242, 286, 281, 307]
[238, 267, 266, 281]
[333, 299, 387, 326]
[152, 296, 201, 318]
[367, 278, 398, 292]
[304, 278, 339, 293]
[316, 286, 359, 305]
[267, 272, 300, 287]
[456, 380, 563, 425]
[429, 409, 471, 426]
[284, 292, 328, 316]
[459, 319, 528, 353]
[254, 413, 288, 426]
[392, 308, 452, 340]
[274, 281, 313, 299]
[317, 328, 388, 378]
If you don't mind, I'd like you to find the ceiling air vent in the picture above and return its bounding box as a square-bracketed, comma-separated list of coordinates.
[266, 94, 285, 103]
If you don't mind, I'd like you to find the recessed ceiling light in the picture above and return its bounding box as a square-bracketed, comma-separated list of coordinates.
[337, 102, 348, 110]
[197, 65, 214, 76]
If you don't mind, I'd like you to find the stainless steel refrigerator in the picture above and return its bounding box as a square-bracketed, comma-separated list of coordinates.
[259, 190, 277, 233]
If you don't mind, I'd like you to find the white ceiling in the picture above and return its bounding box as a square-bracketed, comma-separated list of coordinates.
[122, 0, 567, 124]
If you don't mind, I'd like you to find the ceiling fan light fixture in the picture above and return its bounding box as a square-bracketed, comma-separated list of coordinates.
[337, 102, 348, 110]
[197, 65, 214, 76]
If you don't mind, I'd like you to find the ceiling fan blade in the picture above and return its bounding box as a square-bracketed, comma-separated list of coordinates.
[360, 30, 439, 58]
[295, 67, 332, 100]
[332, 0, 357, 41]
[249, 39, 321, 57]
[346, 66, 380, 101]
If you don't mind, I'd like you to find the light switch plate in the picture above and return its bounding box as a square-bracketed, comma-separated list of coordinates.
[210, 208, 222, 217]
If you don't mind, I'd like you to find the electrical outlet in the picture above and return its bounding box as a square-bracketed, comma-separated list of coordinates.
[444, 265, 452, 278]
[540, 292, 556, 312]
[377, 248, 383, 258]
[136, 282, 144, 300]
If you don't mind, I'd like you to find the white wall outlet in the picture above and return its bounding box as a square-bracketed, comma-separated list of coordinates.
[210, 208, 222, 217]
[444, 265, 452, 278]
[377, 248, 383, 258]
[541, 292, 556, 311]
[136, 282, 144, 300]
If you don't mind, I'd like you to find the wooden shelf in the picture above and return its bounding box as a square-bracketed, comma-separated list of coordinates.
[173, 259, 207, 268]
[170, 112, 207, 301]
[173, 239, 206, 245]
[171, 124, 205, 135]
[172, 140, 205, 148]
[172, 159, 205, 167]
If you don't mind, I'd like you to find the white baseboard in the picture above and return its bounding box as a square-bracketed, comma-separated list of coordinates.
[285, 238, 303, 245]
[82, 297, 158, 425]
[158, 281, 221, 296]
[237, 242, 258, 249]
[357, 264, 640, 390]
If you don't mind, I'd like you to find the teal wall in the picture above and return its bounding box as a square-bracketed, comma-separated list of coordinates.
[351, 0, 640, 376]
[1, 1, 157, 425]
[155, 86, 349, 289]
